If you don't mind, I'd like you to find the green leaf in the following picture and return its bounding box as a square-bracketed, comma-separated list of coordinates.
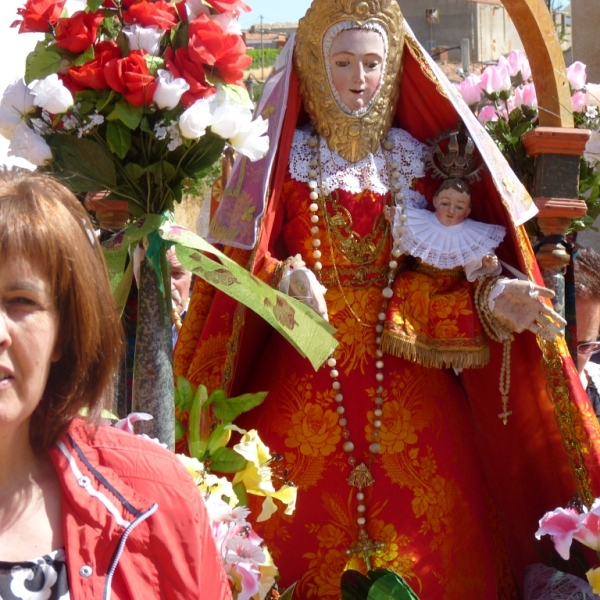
[188, 384, 208, 460]
[178, 133, 226, 179]
[72, 45, 95, 67]
[96, 89, 116, 112]
[78, 101, 96, 116]
[140, 116, 154, 134]
[207, 422, 230, 454]
[367, 571, 420, 600]
[171, 21, 189, 49]
[46, 135, 117, 192]
[115, 99, 144, 129]
[125, 163, 146, 180]
[213, 392, 268, 422]
[232, 482, 248, 508]
[209, 447, 248, 473]
[107, 120, 132, 159]
[25, 48, 61, 84]
[144, 55, 165, 74]
[206, 389, 226, 407]
[175, 419, 185, 442]
[278, 583, 297, 600]
[148, 160, 177, 183]
[341, 570, 372, 600]
[87, 0, 103, 10]
[176, 375, 195, 411]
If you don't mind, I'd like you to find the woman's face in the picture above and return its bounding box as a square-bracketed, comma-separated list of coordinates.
[328, 29, 385, 112]
[0, 258, 60, 436]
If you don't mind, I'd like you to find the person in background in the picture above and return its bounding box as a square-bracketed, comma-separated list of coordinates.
[0, 168, 232, 600]
[167, 247, 192, 347]
[574, 246, 600, 419]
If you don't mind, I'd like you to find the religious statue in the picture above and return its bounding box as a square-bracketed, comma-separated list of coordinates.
[174, 1, 600, 598]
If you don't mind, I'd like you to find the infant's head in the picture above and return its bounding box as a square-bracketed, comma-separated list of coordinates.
[433, 178, 471, 226]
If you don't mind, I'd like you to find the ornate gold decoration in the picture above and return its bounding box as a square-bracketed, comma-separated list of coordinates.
[323, 191, 389, 265]
[347, 462, 375, 488]
[294, 0, 405, 163]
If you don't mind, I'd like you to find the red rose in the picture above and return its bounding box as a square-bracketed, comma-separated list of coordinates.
[165, 47, 215, 107]
[188, 15, 251, 85]
[204, 0, 250, 13]
[123, 1, 179, 31]
[55, 10, 104, 54]
[69, 41, 122, 90]
[104, 50, 157, 106]
[13, 0, 66, 33]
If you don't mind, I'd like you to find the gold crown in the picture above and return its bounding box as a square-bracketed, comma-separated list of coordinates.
[425, 123, 485, 182]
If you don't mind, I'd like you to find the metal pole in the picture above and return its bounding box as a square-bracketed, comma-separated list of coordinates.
[461, 38, 471, 76]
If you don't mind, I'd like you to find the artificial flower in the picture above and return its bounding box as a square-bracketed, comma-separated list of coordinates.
[104, 50, 157, 106]
[480, 64, 512, 96]
[535, 506, 581, 560]
[514, 82, 537, 109]
[29, 74, 74, 114]
[165, 46, 215, 107]
[186, 0, 211, 19]
[55, 10, 104, 54]
[13, 0, 66, 33]
[572, 91, 587, 113]
[457, 74, 482, 106]
[179, 97, 214, 138]
[204, 0, 251, 14]
[585, 83, 600, 108]
[503, 50, 531, 80]
[567, 61, 587, 91]
[124, 0, 179, 32]
[477, 104, 500, 124]
[587, 567, 600, 594]
[114, 412, 153, 434]
[8, 122, 52, 166]
[229, 115, 269, 162]
[211, 11, 243, 36]
[0, 79, 35, 139]
[123, 24, 165, 56]
[68, 41, 122, 90]
[154, 69, 190, 109]
[188, 15, 252, 84]
[584, 130, 600, 164]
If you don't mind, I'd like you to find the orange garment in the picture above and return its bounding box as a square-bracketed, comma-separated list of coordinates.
[174, 47, 600, 599]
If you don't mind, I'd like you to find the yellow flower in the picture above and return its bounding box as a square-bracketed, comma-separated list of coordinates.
[177, 454, 238, 506]
[232, 429, 298, 522]
[587, 567, 600, 594]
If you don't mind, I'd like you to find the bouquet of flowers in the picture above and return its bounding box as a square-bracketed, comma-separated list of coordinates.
[1, 0, 268, 218]
[456, 51, 600, 232]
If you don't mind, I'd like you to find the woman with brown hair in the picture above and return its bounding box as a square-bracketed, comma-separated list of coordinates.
[0, 168, 231, 599]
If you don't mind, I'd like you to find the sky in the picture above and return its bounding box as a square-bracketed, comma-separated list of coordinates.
[238, 0, 312, 29]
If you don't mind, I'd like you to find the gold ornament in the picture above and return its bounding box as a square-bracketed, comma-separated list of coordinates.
[294, 0, 405, 163]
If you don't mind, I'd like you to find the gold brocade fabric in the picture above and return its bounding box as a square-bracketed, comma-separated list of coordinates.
[233, 174, 518, 599]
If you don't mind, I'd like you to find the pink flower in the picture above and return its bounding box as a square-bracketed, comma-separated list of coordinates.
[480, 64, 512, 95]
[514, 83, 538, 109]
[457, 74, 482, 106]
[535, 506, 581, 560]
[478, 104, 499, 124]
[573, 498, 600, 551]
[503, 50, 532, 80]
[572, 91, 587, 112]
[567, 61, 587, 91]
[114, 412, 153, 433]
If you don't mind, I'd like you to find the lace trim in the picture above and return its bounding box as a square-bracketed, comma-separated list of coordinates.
[289, 127, 428, 201]
[394, 207, 506, 270]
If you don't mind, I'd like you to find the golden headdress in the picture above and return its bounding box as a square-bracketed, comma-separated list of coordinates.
[294, 0, 405, 163]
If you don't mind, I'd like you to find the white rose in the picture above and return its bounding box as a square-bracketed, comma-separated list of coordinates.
[29, 74, 73, 115]
[210, 95, 253, 140]
[179, 98, 214, 139]
[586, 83, 600, 108]
[0, 79, 36, 139]
[229, 115, 269, 162]
[185, 0, 210, 19]
[154, 69, 190, 110]
[8, 122, 52, 166]
[211, 12, 242, 36]
[123, 25, 164, 56]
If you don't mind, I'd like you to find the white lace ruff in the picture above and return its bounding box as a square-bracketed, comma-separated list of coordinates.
[395, 206, 506, 269]
[289, 127, 428, 205]
[523, 563, 600, 600]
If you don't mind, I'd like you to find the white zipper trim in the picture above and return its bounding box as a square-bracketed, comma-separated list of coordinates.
[57, 440, 132, 529]
[103, 504, 159, 600]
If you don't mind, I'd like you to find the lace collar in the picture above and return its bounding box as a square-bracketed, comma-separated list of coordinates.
[289, 127, 428, 200]
[398, 207, 506, 269]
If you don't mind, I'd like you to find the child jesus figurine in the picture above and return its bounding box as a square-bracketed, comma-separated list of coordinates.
[381, 177, 506, 369]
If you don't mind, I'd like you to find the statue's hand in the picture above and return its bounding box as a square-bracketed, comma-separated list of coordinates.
[287, 269, 329, 321]
[491, 279, 566, 342]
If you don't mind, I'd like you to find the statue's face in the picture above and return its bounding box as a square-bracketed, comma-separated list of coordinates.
[328, 29, 385, 112]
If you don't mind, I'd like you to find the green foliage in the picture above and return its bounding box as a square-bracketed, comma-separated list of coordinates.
[573, 158, 600, 232]
[341, 570, 420, 600]
[212, 391, 268, 422]
[246, 48, 281, 69]
[25, 43, 61, 83]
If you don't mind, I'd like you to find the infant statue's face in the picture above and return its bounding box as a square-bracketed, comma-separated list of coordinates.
[328, 29, 384, 112]
[433, 188, 472, 226]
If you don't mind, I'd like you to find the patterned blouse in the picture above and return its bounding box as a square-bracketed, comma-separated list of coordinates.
[0, 548, 69, 600]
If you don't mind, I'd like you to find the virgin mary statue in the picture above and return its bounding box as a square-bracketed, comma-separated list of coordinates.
[174, 0, 600, 597]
